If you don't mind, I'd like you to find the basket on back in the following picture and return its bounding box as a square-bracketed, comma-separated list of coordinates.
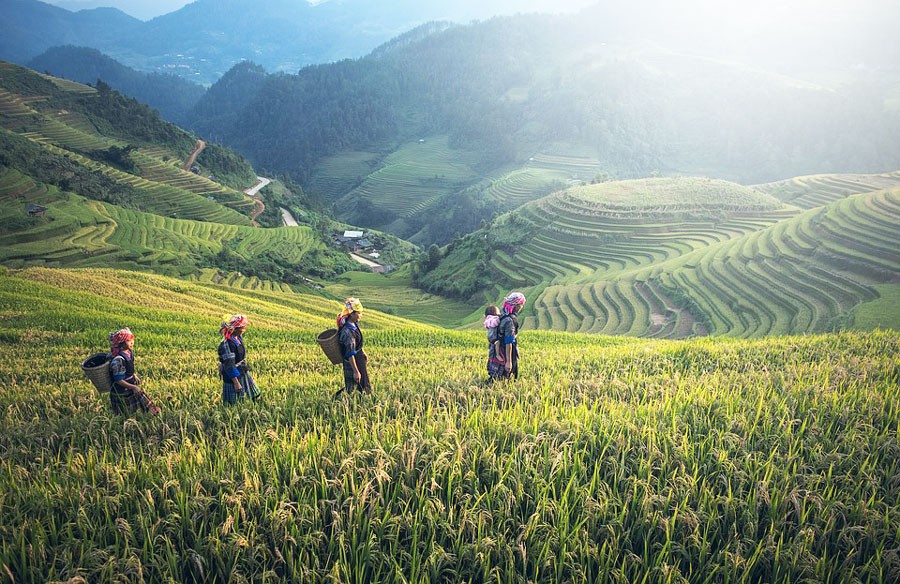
[317, 329, 343, 365]
[82, 352, 113, 393]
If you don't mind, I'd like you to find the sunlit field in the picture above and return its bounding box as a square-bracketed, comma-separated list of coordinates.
[1, 267, 898, 582]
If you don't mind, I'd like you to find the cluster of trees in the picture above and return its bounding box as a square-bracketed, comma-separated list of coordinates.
[195, 143, 255, 190]
[413, 212, 537, 298]
[78, 145, 139, 175]
[0, 132, 140, 208]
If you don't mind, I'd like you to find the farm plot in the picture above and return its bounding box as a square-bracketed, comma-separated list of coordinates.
[39, 142, 252, 226]
[482, 167, 570, 207]
[308, 151, 382, 201]
[523, 189, 900, 338]
[526, 152, 606, 181]
[134, 150, 253, 212]
[339, 137, 481, 219]
[755, 171, 900, 209]
[0, 170, 325, 278]
[499, 180, 794, 288]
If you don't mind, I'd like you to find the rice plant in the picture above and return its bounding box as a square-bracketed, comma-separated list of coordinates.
[0, 267, 898, 582]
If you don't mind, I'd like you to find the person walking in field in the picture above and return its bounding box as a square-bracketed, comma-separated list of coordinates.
[489, 292, 526, 382]
[108, 328, 160, 415]
[484, 305, 504, 381]
[218, 314, 260, 405]
[334, 297, 371, 398]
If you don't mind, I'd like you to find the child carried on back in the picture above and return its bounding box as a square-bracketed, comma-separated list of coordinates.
[484, 305, 505, 380]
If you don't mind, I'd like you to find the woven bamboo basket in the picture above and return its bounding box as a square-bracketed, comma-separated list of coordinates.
[317, 329, 343, 365]
[82, 352, 113, 393]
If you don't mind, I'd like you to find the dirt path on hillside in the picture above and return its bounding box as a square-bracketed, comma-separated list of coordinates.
[183, 139, 206, 170]
[243, 176, 271, 226]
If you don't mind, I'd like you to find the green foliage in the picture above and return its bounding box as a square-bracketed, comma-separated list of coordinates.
[78, 144, 139, 174]
[195, 142, 256, 190]
[1, 267, 899, 582]
[0, 130, 142, 208]
[69, 80, 196, 155]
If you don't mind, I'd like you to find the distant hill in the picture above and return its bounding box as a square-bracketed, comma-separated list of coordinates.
[187, 61, 268, 140]
[419, 174, 900, 336]
[0, 0, 139, 64]
[28, 46, 205, 124]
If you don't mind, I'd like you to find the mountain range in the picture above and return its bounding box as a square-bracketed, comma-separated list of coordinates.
[1, 0, 593, 84]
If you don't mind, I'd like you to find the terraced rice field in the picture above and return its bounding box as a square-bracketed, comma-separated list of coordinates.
[754, 172, 900, 210]
[338, 136, 481, 218]
[0, 68, 251, 225]
[134, 150, 254, 213]
[308, 150, 381, 200]
[496, 178, 793, 288]
[0, 169, 320, 277]
[481, 166, 571, 207]
[527, 189, 900, 337]
[526, 152, 606, 182]
[37, 143, 252, 226]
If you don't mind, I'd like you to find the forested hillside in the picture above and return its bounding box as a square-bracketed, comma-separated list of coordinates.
[186, 12, 900, 245]
[28, 46, 205, 124]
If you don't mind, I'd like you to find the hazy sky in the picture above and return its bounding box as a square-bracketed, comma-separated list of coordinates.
[43, 0, 594, 21]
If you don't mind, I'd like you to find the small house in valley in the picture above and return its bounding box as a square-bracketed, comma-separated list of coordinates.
[26, 204, 48, 216]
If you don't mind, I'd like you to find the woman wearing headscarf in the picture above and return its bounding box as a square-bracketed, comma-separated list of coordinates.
[334, 297, 371, 398]
[108, 327, 160, 415]
[489, 292, 526, 381]
[218, 314, 260, 405]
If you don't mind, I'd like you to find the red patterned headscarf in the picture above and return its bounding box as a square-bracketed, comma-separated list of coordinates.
[221, 314, 249, 340]
[109, 327, 135, 356]
[502, 292, 526, 315]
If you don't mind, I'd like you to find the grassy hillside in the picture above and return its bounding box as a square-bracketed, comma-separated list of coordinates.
[1, 266, 898, 582]
[323, 269, 478, 327]
[0, 168, 357, 281]
[0, 62, 386, 282]
[423, 175, 900, 336]
[0, 61, 257, 223]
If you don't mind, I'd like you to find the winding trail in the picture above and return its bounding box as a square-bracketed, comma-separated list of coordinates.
[243, 176, 272, 226]
[183, 139, 206, 170]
